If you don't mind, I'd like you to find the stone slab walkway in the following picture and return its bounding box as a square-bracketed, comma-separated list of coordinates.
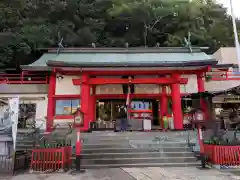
[8, 167, 240, 180]
[10, 169, 135, 180]
[122, 167, 240, 180]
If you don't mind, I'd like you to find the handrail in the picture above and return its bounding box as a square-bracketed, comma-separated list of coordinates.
[0, 71, 48, 84]
[38, 123, 74, 145]
[186, 129, 195, 151]
[206, 70, 240, 81]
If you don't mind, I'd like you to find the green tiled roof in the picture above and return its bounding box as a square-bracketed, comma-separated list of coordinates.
[28, 53, 56, 68]
[22, 47, 216, 69]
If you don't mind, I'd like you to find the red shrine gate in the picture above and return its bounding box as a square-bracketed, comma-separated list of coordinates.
[46, 69, 207, 132]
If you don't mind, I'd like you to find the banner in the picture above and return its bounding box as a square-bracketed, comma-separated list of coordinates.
[126, 85, 131, 107]
[9, 97, 19, 151]
[126, 85, 131, 121]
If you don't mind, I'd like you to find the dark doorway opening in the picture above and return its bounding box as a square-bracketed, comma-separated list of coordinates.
[94, 98, 159, 131]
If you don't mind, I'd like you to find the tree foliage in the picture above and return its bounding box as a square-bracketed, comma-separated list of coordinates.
[0, 0, 239, 67]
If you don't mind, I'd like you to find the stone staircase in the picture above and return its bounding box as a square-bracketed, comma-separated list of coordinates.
[15, 129, 200, 168]
[73, 131, 200, 168]
[16, 128, 41, 152]
[16, 127, 73, 151]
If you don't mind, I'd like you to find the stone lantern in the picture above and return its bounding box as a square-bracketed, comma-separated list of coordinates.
[190, 108, 207, 169]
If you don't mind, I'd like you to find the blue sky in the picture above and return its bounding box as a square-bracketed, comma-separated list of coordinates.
[217, 0, 240, 17]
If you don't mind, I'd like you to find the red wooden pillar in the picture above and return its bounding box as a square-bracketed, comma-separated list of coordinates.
[197, 73, 207, 118]
[88, 86, 96, 123]
[46, 72, 56, 132]
[197, 73, 205, 93]
[171, 74, 183, 130]
[92, 86, 96, 121]
[160, 85, 168, 129]
[80, 74, 91, 131]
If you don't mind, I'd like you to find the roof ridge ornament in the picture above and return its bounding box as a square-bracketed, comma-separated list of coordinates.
[184, 32, 192, 53]
[124, 42, 129, 48]
[57, 32, 64, 55]
[92, 43, 96, 48]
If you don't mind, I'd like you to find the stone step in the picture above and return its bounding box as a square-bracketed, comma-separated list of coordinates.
[82, 137, 189, 143]
[16, 141, 35, 145]
[81, 131, 194, 137]
[50, 133, 71, 137]
[82, 138, 129, 143]
[82, 131, 190, 135]
[16, 144, 39, 150]
[17, 136, 38, 140]
[82, 142, 189, 149]
[79, 162, 200, 169]
[17, 129, 39, 135]
[82, 143, 131, 149]
[81, 134, 189, 139]
[82, 147, 191, 153]
[81, 157, 196, 165]
[81, 135, 192, 142]
[76, 152, 195, 159]
[16, 144, 38, 147]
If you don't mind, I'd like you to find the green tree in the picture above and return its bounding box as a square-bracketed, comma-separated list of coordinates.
[0, 0, 239, 67]
[108, 0, 239, 53]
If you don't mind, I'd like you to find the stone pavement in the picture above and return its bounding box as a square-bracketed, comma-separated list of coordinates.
[8, 167, 240, 180]
[122, 167, 240, 180]
[10, 169, 135, 180]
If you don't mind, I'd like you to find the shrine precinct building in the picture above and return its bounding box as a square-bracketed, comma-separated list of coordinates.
[0, 47, 217, 132]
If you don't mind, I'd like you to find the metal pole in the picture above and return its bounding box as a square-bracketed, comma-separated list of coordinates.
[71, 128, 85, 174]
[230, 0, 240, 71]
[75, 130, 81, 171]
[197, 124, 207, 169]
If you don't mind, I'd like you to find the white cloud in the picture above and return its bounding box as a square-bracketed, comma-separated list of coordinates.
[217, 0, 240, 17]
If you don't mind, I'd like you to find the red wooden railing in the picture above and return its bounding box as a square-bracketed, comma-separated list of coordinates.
[0, 69, 239, 84]
[30, 146, 72, 172]
[206, 70, 240, 81]
[204, 144, 240, 166]
[0, 71, 48, 84]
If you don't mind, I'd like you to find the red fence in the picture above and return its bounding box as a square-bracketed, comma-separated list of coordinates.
[204, 144, 240, 166]
[1, 69, 240, 84]
[0, 71, 48, 84]
[206, 70, 240, 81]
[30, 146, 72, 172]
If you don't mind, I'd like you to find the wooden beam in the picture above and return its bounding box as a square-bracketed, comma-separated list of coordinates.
[94, 93, 189, 99]
[72, 77, 188, 85]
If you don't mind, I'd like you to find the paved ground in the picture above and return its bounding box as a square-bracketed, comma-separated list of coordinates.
[7, 167, 240, 180]
[122, 167, 240, 180]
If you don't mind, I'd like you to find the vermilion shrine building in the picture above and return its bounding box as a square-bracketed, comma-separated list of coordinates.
[0, 47, 237, 132]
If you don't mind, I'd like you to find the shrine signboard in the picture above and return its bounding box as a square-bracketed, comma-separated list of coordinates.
[223, 96, 240, 103]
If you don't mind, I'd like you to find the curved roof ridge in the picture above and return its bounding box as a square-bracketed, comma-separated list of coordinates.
[40, 47, 205, 53]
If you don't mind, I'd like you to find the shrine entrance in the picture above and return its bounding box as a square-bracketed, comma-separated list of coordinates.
[94, 99, 124, 130]
[93, 98, 159, 131]
[73, 75, 187, 131]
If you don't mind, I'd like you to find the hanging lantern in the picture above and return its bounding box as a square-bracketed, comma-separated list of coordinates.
[194, 109, 204, 121]
[191, 109, 205, 124]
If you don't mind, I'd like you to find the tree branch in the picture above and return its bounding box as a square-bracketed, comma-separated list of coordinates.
[146, 14, 174, 31]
